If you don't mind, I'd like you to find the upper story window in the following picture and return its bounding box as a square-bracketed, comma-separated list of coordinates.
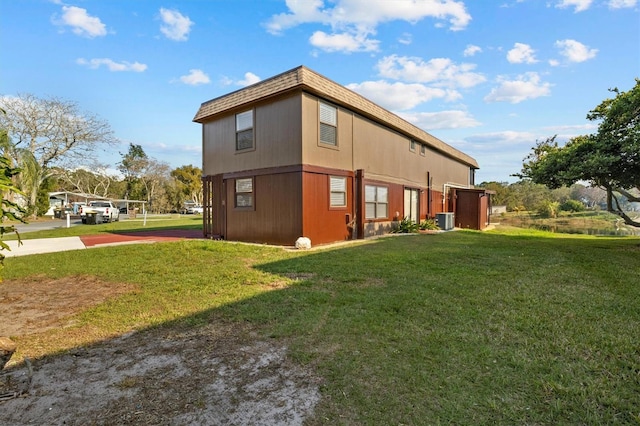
[319, 102, 337, 146]
[420, 144, 426, 156]
[329, 176, 346, 207]
[410, 140, 417, 152]
[236, 110, 254, 151]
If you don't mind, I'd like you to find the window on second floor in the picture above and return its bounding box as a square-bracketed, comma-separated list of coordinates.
[420, 144, 426, 156]
[319, 102, 337, 146]
[236, 110, 254, 151]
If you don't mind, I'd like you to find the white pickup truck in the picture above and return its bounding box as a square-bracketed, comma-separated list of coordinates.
[80, 201, 120, 224]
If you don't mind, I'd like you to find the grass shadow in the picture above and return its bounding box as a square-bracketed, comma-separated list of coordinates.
[2, 231, 640, 424]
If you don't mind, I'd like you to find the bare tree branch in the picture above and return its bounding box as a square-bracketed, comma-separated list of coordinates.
[610, 190, 640, 227]
[0, 94, 117, 211]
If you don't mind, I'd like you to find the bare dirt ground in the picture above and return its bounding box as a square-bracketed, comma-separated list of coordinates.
[0, 276, 320, 425]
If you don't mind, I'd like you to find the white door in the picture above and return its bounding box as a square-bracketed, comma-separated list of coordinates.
[404, 188, 419, 223]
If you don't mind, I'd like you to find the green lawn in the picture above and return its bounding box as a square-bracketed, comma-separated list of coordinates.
[7, 215, 202, 240]
[3, 225, 639, 424]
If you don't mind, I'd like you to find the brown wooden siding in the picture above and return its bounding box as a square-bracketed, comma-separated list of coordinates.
[421, 188, 445, 218]
[197, 68, 482, 245]
[203, 175, 213, 237]
[194, 66, 478, 169]
[301, 170, 354, 245]
[453, 188, 492, 230]
[302, 93, 471, 196]
[225, 172, 302, 245]
[359, 179, 404, 237]
[454, 190, 477, 229]
[202, 174, 224, 238]
[301, 93, 354, 171]
[202, 93, 302, 176]
[430, 190, 445, 215]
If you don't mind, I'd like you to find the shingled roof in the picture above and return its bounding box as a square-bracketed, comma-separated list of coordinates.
[194, 66, 478, 168]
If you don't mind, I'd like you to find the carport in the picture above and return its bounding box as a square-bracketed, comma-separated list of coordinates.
[47, 192, 110, 217]
[111, 199, 148, 217]
[47, 192, 146, 218]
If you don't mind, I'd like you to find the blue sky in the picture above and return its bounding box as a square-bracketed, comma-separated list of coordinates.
[1, 0, 638, 183]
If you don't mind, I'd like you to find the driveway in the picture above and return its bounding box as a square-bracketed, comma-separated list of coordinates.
[4, 223, 204, 257]
[80, 229, 203, 247]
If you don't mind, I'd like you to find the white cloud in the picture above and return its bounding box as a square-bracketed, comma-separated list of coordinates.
[179, 69, 210, 85]
[266, 0, 471, 32]
[346, 80, 459, 111]
[237, 72, 261, 86]
[463, 44, 482, 57]
[555, 0, 593, 12]
[499, 0, 527, 8]
[608, 0, 637, 8]
[220, 76, 234, 86]
[543, 123, 598, 134]
[465, 130, 537, 146]
[309, 30, 380, 52]
[376, 55, 486, 89]
[265, 0, 471, 52]
[555, 39, 598, 62]
[398, 32, 413, 45]
[265, 0, 328, 34]
[484, 72, 552, 103]
[76, 58, 147, 72]
[54, 6, 107, 38]
[399, 110, 482, 130]
[548, 59, 561, 67]
[507, 43, 538, 64]
[159, 8, 193, 41]
[221, 72, 262, 87]
[456, 130, 541, 182]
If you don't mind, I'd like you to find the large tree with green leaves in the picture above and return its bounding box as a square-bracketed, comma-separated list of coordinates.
[171, 164, 203, 205]
[0, 94, 117, 216]
[0, 110, 26, 277]
[118, 143, 148, 201]
[118, 143, 172, 211]
[0, 157, 26, 276]
[518, 79, 640, 226]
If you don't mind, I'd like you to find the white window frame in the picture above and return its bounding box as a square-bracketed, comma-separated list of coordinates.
[365, 185, 389, 219]
[329, 176, 347, 208]
[319, 102, 338, 146]
[236, 110, 254, 151]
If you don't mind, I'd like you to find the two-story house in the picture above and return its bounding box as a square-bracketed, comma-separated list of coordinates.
[194, 66, 491, 246]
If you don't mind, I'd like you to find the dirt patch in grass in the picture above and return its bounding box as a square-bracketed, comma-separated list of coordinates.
[0, 276, 321, 425]
[0, 275, 136, 337]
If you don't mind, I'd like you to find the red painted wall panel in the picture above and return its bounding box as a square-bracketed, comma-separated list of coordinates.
[301, 172, 354, 245]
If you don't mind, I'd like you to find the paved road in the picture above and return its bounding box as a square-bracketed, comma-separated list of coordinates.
[13, 218, 82, 234]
